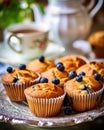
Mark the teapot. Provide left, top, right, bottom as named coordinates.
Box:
left=32, top=0, right=103, bottom=54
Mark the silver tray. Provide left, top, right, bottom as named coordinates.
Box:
left=0, top=77, right=104, bottom=128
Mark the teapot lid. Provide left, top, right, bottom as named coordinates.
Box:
left=47, top=0, right=81, bottom=14
left=46, top=5, right=78, bottom=15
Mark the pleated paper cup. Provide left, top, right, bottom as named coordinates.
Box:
left=24, top=92, right=66, bottom=117
left=67, top=85, right=104, bottom=112
left=2, top=75, right=40, bottom=101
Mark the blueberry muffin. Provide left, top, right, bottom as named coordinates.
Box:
left=1, top=64, right=40, bottom=101
left=64, top=72, right=104, bottom=111
left=24, top=82, right=65, bottom=117
left=56, top=55, right=88, bottom=72
left=88, top=31, right=104, bottom=58
left=26, top=56, right=55, bottom=73
left=41, top=62, right=69, bottom=85
left=77, top=61, right=104, bottom=80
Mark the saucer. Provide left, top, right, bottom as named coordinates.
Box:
left=0, top=41, right=65, bottom=65
left=0, top=62, right=9, bottom=75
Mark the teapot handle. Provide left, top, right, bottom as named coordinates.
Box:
left=86, top=0, right=103, bottom=17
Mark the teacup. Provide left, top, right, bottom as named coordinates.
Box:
left=4, top=22, right=49, bottom=62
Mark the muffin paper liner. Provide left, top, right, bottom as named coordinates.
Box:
left=2, top=74, right=40, bottom=101
left=24, top=92, right=66, bottom=117
left=67, top=85, right=104, bottom=112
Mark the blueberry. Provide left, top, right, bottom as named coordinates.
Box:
left=52, top=78, right=60, bottom=85
left=55, top=62, right=63, bottom=66
left=79, top=71, right=85, bottom=76
left=6, top=66, right=13, bottom=73
left=101, top=77, right=104, bottom=82
left=81, top=85, right=92, bottom=94
left=76, top=75, right=83, bottom=82
left=63, top=106, right=72, bottom=115
left=94, top=73, right=101, bottom=81
left=13, top=76, right=19, bottom=83
left=39, top=77, right=48, bottom=83
left=68, top=71, right=77, bottom=79
left=63, top=95, right=69, bottom=106
left=56, top=62, right=64, bottom=71
left=38, top=56, right=45, bottom=62
left=19, top=64, right=26, bottom=70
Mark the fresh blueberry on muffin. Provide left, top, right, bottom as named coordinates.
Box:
left=7, top=66, right=13, bottom=73
left=68, top=70, right=77, bottom=79
left=56, top=62, right=65, bottom=71
left=52, top=78, right=60, bottom=85
left=39, top=77, right=48, bottom=83
left=38, top=55, right=45, bottom=62
left=81, top=85, right=92, bottom=94
left=19, top=64, right=26, bottom=70
left=94, top=73, right=101, bottom=81
left=79, top=71, right=86, bottom=76
left=55, top=62, right=63, bottom=66
left=76, top=75, right=83, bottom=82
left=13, top=76, right=19, bottom=83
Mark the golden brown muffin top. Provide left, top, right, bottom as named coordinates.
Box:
left=56, top=55, right=87, bottom=72
left=24, top=83, right=64, bottom=98
left=77, top=61, right=104, bottom=78
left=41, top=67, right=69, bottom=85
left=88, top=31, right=104, bottom=47
left=2, top=68, right=38, bottom=83
left=26, top=58, right=55, bottom=73
left=64, top=76, right=103, bottom=95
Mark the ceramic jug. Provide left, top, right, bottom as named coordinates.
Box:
left=32, top=0, right=103, bottom=54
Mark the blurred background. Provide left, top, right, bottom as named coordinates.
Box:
left=0, top=0, right=104, bottom=41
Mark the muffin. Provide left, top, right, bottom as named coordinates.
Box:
left=64, top=73, right=104, bottom=112
left=1, top=64, right=40, bottom=101
left=26, top=56, right=55, bottom=73
left=41, top=63, right=69, bottom=85
left=24, top=82, right=65, bottom=117
left=88, top=31, right=104, bottom=58
left=56, top=55, right=88, bottom=72
left=77, top=61, right=104, bottom=79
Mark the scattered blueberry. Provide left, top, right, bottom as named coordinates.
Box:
left=63, top=106, right=72, bottom=115
left=39, top=77, right=48, bottom=83
left=94, top=73, right=101, bottom=81
left=102, top=77, right=104, bottom=82
left=81, top=85, right=92, bottom=94
left=38, top=56, right=45, bottom=62
left=68, top=71, right=77, bottom=79
left=56, top=62, right=65, bottom=71
left=79, top=71, right=85, bottom=76
left=52, top=78, right=60, bottom=85
left=6, top=66, right=13, bottom=73
left=76, top=75, right=83, bottom=82
left=13, top=76, right=19, bottom=83
left=19, top=64, right=26, bottom=70
left=63, top=95, right=69, bottom=106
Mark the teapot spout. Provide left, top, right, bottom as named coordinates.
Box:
left=32, top=4, right=43, bottom=23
